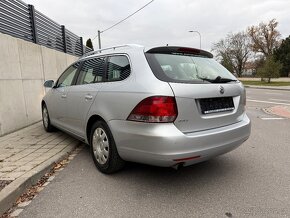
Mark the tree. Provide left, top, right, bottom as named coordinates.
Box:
left=273, top=35, right=290, bottom=77
left=86, top=38, right=94, bottom=50
left=220, top=56, right=234, bottom=73
left=252, top=55, right=265, bottom=76
left=257, top=56, right=282, bottom=82
left=212, top=32, right=251, bottom=77
left=247, top=19, right=281, bottom=57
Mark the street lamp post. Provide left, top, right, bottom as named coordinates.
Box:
left=189, top=30, right=201, bottom=49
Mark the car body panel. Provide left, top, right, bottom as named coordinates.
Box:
left=44, top=87, right=68, bottom=129
left=84, top=78, right=174, bottom=143
left=109, top=114, right=250, bottom=167
left=170, top=82, right=245, bottom=133
left=65, top=83, right=102, bottom=137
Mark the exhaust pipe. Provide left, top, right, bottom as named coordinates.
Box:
left=172, top=162, right=184, bottom=170
left=172, top=155, right=201, bottom=170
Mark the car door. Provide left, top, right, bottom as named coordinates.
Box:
left=48, top=62, right=80, bottom=129
left=64, top=57, right=106, bottom=137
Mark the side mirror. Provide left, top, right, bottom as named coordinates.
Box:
left=44, top=80, right=54, bottom=88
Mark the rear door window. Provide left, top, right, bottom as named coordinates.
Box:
left=107, top=56, right=130, bottom=81
left=77, top=58, right=105, bottom=85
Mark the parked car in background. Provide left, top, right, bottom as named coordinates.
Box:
left=42, top=44, right=251, bottom=173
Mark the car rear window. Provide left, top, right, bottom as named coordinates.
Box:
left=145, top=47, right=237, bottom=84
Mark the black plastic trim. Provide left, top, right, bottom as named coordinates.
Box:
left=146, top=46, right=213, bottom=58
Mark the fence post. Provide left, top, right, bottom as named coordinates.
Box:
left=80, top=37, right=84, bottom=55
left=61, top=25, right=67, bottom=53
left=28, top=5, right=38, bottom=43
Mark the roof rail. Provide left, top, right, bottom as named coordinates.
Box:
left=80, top=44, right=143, bottom=59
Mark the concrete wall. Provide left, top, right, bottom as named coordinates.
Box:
left=0, top=33, right=78, bottom=136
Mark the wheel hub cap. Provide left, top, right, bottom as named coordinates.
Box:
left=92, top=128, right=109, bottom=165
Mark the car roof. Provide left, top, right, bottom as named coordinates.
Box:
left=78, top=44, right=145, bottom=61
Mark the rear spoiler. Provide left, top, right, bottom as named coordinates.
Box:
left=145, top=46, right=213, bottom=58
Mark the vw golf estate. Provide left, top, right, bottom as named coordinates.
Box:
left=42, top=44, right=251, bottom=173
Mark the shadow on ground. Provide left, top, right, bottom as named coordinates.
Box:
left=80, top=144, right=243, bottom=194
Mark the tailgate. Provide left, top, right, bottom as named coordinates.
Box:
left=170, top=82, right=245, bottom=133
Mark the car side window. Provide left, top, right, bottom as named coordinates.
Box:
left=107, top=56, right=130, bottom=81
left=77, top=58, right=105, bottom=85
left=56, top=63, right=80, bottom=88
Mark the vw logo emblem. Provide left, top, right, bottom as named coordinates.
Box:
left=219, top=85, right=225, bottom=94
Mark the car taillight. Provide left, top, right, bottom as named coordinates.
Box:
left=127, top=96, right=178, bottom=123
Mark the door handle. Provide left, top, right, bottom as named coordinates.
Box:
left=85, top=94, right=93, bottom=100
left=61, top=94, right=67, bottom=98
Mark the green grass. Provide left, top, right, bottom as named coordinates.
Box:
left=241, top=80, right=290, bottom=86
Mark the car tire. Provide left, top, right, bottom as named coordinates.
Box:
left=90, top=120, right=125, bottom=174
left=42, top=104, right=56, bottom=132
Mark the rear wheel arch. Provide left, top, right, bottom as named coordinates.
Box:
left=86, top=115, right=106, bottom=143
left=41, top=100, right=46, bottom=108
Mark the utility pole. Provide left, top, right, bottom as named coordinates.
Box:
left=98, top=30, right=102, bottom=49
left=92, top=1, right=154, bottom=50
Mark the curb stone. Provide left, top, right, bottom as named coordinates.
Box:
left=0, top=143, right=79, bottom=216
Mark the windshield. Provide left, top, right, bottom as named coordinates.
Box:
left=146, top=53, right=237, bottom=83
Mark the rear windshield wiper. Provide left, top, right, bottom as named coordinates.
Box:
left=198, top=76, right=237, bottom=83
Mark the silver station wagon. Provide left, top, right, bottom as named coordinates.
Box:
left=42, top=44, right=251, bottom=173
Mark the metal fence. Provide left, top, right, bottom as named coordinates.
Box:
left=0, top=0, right=92, bottom=56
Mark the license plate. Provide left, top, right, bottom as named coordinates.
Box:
left=199, top=97, right=235, bottom=114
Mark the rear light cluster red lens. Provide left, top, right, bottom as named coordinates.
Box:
left=127, top=96, right=178, bottom=123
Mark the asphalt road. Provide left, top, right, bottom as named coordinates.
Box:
left=247, top=87, right=290, bottom=107
left=20, top=88, right=290, bottom=218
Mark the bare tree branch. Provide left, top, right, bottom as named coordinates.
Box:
left=212, top=32, right=251, bottom=77
left=247, top=19, right=281, bottom=57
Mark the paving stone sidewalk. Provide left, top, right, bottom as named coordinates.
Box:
left=0, top=122, right=80, bottom=215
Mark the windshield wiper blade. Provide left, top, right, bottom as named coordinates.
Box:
left=213, top=76, right=237, bottom=83
left=198, top=76, right=237, bottom=83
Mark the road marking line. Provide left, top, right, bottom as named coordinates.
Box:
left=260, top=117, right=285, bottom=120
left=248, top=99, right=290, bottom=106
left=265, top=92, right=283, bottom=95
left=269, top=98, right=290, bottom=103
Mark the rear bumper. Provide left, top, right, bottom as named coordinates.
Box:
left=109, top=114, right=251, bottom=167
